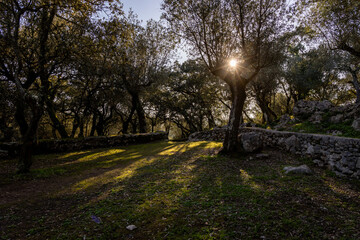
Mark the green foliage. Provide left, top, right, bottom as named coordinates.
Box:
left=148, top=59, right=227, bottom=137
left=301, top=0, right=360, bottom=59
left=285, top=45, right=337, bottom=101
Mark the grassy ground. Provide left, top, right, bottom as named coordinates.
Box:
left=289, top=121, right=360, bottom=139
left=1, top=141, right=360, bottom=240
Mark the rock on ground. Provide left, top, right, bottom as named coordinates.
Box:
left=352, top=118, right=360, bottom=131
left=126, top=225, right=137, bottom=231
left=283, top=165, right=312, bottom=175
left=293, top=100, right=332, bottom=119
left=239, top=132, right=263, bottom=153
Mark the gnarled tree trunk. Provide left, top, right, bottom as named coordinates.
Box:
left=349, top=67, right=360, bottom=104
left=46, top=100, right=68, bottom=138
left=221, top=81, right=247, bottom=153
left=130, top=92, right=147, bottom=133
left=15, top=98, right=43, bottom=173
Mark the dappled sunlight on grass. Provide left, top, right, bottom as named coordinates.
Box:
left=324, top=179, right=359, bottom=198
left=58, top=151, right=92, bottom=159
left=68, top=156, right=159, bottom=192
left=67, top=141, right=216, bottom=193
left=60, top=149, right=126, bottom=166
left=102, top=153, right=142, bottom=164
left=240, top=169, right=262, bottom=190
left=158, top=141, right=221, bottom=156
left=3, top=142, right=360, bottom=240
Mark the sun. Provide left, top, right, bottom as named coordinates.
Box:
left=229, top=59, right=237, bottom=68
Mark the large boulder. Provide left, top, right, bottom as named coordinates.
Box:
left=293, top=100, right=333, bottom=119
left=274, top=114, right=293, bottom=130
left=308, top=112, right=323, bottom=124
left=330, top=114, right=344, bottom=124
left=352, top=118, right=360, bottom=131
left=238, top=132, right=263, bottom=153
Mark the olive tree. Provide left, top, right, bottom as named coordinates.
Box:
left=0, top=0, right=119, bottom=173
left=162, top=0, right=288, bottom=153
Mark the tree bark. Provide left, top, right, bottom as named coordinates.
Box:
left=220, top=81, right=247, bottom=154
left=207, top=110, right=215, bottom=129
left=90, top=113, right=97, bottom=136
left=15, top=99, right=43, bottom=173
left=122, top=104, right=136, bottom=134
left=349, top=67, right=360, bottom=103
left=78, top=120, right=85, bottom=138
left=70, top=115, right=80, bottom=138
left=258, top=101, right=277, bottom=124
left=131, top=117, right=138, bottom=134
left=131, top=92, right=147, bottom=133
left=46, top=100, right=68, bottom=138
left=95, top=115, right=105, bottom=136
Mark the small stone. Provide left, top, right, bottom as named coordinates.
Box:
left=313, top=159, right=324, bottom=167
left=320, top=206, right=328, bottom=211
left=283, top=165, right=312, bottom=175
left=326, top=130, right=343, bottom=136
left=255, top=153, right=269, bottom=159
left=91, top=215, right=101, bottom=224
left=126, top=225, right=137, bottom=231
left=306, top=145, right=314, bottom=155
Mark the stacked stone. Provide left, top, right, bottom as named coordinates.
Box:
left=189, top=127, right=360, bottom=178
left=0, top=132, right=168, bottom=158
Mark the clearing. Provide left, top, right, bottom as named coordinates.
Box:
left=0, top=141, right=360, bottom=239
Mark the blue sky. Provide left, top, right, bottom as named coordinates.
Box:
left=121, top=0, right=188, bottom=62
left=122, top=0, right=163, bottom=23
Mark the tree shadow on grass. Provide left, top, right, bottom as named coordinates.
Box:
left=0, top=141, right=220, bottom=239
left=69, top=148, right=360, bottom=240
left=1, top=143, right=360, bottom=240
left=0, top=141, right=178, bottom=184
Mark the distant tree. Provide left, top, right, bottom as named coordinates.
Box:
left=149, top=60, right=224, bottom=137
left=105, top=14, right=175, bottom=133
left=162, top=0, right=289, bottom=153
left=336, top=54, right=360, bottom=104
left=284, top=46, right=336, bottom=102
left=346, top=65, right=360, bottom=103
left=250, top=66, right=280, bottom=123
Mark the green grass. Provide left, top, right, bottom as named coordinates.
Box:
left=1, top=141, right=360, bottom=239
left=290, top=121, right=360, bottom=138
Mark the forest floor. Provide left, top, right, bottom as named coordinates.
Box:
left=1, top=141, right=360, bottom=240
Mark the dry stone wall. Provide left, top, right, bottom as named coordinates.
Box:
left=0, top=132, right=168, bottom=158
left=189, top=127, right=360, bottom=178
